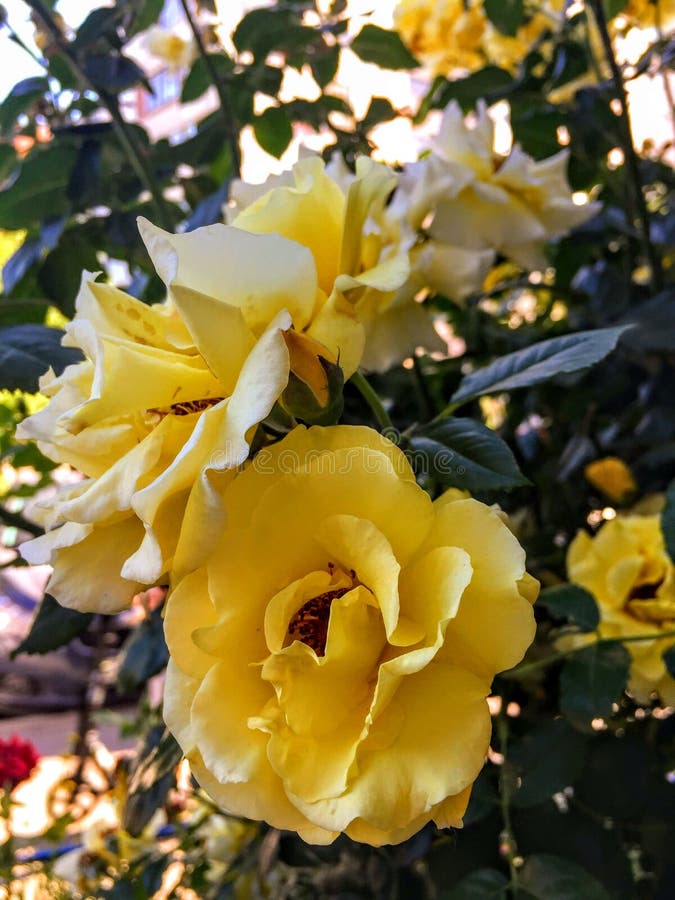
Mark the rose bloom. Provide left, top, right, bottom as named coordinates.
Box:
left=397, top=100, right=600, bottom=271
left=163, top=425, right=538, bottom=845
left=584, top=457, right=637, bottom=504
left=228, top=155, right=417, bottom=372
left=18, top=219, right=354, bottom=613
left=567, top=510, right=675, bottom=705
left=0, top=735, right=40, bottom=789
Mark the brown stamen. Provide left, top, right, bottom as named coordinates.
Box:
left=287, top=588, right=350, bottom=656
left=149, top=397, right=224, bottom=418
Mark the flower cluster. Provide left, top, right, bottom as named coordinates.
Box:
left=15, top=129, right=564, bottom=844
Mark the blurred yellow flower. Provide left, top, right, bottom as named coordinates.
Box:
left=568, top=511, right=675, bottom=704
left=163, top=425, right=538, bottom=845
left=145, top=24, right=196, bottom=69
left=229, top=155, right=413, bottom=372
left=584, top=457, right=638, bottom=503
left=18, top=218, right=343, bottom=613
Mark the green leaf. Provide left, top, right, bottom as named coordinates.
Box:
left=560, top=642, right=630, bottom=720
left=11, top=594, right=93, bottom=658
left=361, top=97, right=398, bottom=131
left=233, top=7, right=311, bottom=61
left=309, top=44, right=340, bottom=88
left=350, top=24, right=418, bottom=70
left=484, top=0, right=524, bottom=36
left=84, top=54, right=145, bottom=92
left=129, top=0, right=164, bottom=37
left=72, top=6, right=124, bottom=50
left=281, top=356, right=345, bottom=426
left=538, top=584, right=600, bottom=632
left=660, top=478, right=675, bottom=563
left=123, top=727, right=181, bottom=836
left=510, top=720, right=587, bottom=808
left=0, top=324, right=81, bottom=391
left=0, top=144, right=17, bottom=187
left=38, top=230, right=100, bottom=316
left=181, top=54, right=233, bottom=104
left=449, top=326, right=630, bottom=408
left=663, top=645, right=675, bottom=678
left=0, top=77, right=49, bottom=135
left=421, top=67, right=514, bottom=118
left=0, top=145, right=77, bottom=230
left=47, top=54, right=78, bottom=90
left=409, top=418, right=530, bottom=492
left=253, top=105, right=293, bottom=158
left=117, top=607, right=169, bottom=694
left=442, top=868, right=509, bottom=899
left=519, top=854, right=611, bottom=899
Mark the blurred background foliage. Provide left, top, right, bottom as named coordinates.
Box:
left=0, top=0, right=674, bottom=897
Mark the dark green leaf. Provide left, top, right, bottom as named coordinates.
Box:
left=519, top=853, right=611, bottom=899
left=410, top=417, right=530, bottom=491
left=129, top=0, right=164, bottom=36
left=538, top=584, right=600, bottom=632
left=663, top=644, right=675, bottom=677
left=660, top=478, right=675, bottom=562
left=84, top=55, right=145, bottom=92
left=281, top=356, right=344, bottom=426
left=233, top=7, right=309, bottom=60
left=511, top=107, right=566, bottom=159
left=183, top=180, right=231, bottom=231
left=0, top=143, right=17, bottom=187
left=426, top=67, right=514, bottom=116
left=254, top=105, right=293, bottom=158
left=310, top=44, right=340, bottom=88
left=11, top=594, right=93, bottom=658
left=350, top=24, right=418, bottom=70
left=450, top=326, right=630, bottom=407
left=484, top=0, right=524, bottom=36
left=560, top=642, right=630, bottom=720
left=442, top=868, right=509, bottom=899
left=361, top=97, right=398, bottom=131
left=0, top=77, right=49, bottom=135
left=510, top=720, right=587, bottom=808
left=181, top=54, right=233, bottom=103
left=38, top=230, right=100, bottom=315
left=0, top=145, right=76, bottom=230
left=124, top=727, right=181, bottom=836
left=0, top=324, right=81, bottom=391
left=2, top=217, right=64, bottom=294
left=47, top=54, right=78, bottom=90
left=117, top=607, right=169, bottom=694
left=72, top=6, right=123, bottom=50
left=67, top=139, right=102, bottom=209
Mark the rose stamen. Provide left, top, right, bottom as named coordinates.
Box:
left=287, top=588, right=350, bottom=656
left=148, top=397, right=224, bottom=419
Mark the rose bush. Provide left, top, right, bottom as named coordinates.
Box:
left=163, top=425, right=538, bottom=845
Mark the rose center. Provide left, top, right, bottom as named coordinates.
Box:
left=148, top=397, right=224, bottom=419
left=287, top=588, right=350, bottom=656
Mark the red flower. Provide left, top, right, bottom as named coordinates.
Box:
left=0, top=735, right=40, bottom=789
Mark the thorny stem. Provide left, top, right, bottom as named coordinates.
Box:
left=588, top=0, right=663, bottom=294
left=496, top=714, right=520, bottom=893
left=26, top=0, right=174, bottom=232
left=350, top=371, right=395, bottom=433
left=178, top=0, right=241, bottom=178
left=505, top=627, right=675, bottom=679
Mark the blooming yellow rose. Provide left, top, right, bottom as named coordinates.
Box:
left=18, top=219, right=348, bottom=613
left=163, top=425, right=538, bottom=845
left=398, top=100, right=600, bottom=271
left=229, top=155, right=416, bottom=372
left=567, top=512, right=675, bottom=705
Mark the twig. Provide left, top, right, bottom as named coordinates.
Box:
left=588, top=0, right=663, bottom=294
left=0, top=505, right=43, bottom=537
left=504, top=627, right=675, bottom=679
left=25, top=0, right=174, bottom=232
left=177, top=0, right=241, bottom=178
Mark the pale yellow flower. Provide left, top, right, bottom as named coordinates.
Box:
left=145, top=25, right=196, bottom=70
left=18, top=219, right=341, bottom=613
left=567, top=511, right=675, bottom=705
left=401, top=101, right=600, bottom=270
left=229, top=155, right=413, bottom=372
left=394, top=0, right=486, bottom=76
left=163, top=425, right=538, bottom=846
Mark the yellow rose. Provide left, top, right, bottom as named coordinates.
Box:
left=567, top=512, right=675, bottom=705
left=394, top=0, right=486, bottom=76
left=163, top=425, right=538, bottom=845
left=612, top=0, right=675, bottom=32
left=145, top=25, right=196, bottom=69
left=230, top=155, right=413, bottom=372
left=584, top=457, right=638, bottom=503
left=404, top=100, right=600, bottom=270
left=18, top=219, right=340, bottom=613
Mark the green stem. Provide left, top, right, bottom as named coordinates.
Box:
left=350, top=371, right=395, bottom=433
left=506, top=627, right=675, bottom=679
left=588, top=0, right=663, bottom=294
left=26, top=0, right=174, bottom=232
left=177, top=0, right=241, bottom=178
left=496, top=714, right=519, bottom=893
